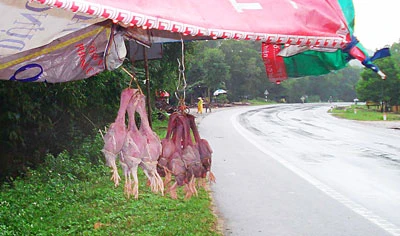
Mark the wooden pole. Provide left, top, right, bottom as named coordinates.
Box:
left=143, top=46, right=152, bottom=128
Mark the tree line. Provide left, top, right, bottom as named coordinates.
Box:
left=156, top=40, right=364, bottom=104
left=356, top=42, right=400, bottom=108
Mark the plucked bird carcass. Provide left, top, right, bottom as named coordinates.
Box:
left=136, top=94, right=164, bottom=196
left=158, top=111, right=215, bottom=199
left=101, top=88, right=137, bottom=187
left=120, top=93, right=147, bottom=199
left=102, top=89, right=164, bottom=199
left=188, top=114, right=215, bottom=182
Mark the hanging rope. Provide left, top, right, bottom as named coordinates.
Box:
left=175, top=36, right=187, bottom=113
left=121, top=67, right=143, bottom=94
left=175, top=37, right=188, bottom=113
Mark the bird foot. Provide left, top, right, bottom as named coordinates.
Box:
left=110, top=169, right=121, bottom=187
left=124, top=183, right=131, bottom=198
left=169, top=183, right=178, bottom=199
left=184, top=184, right=193, bottom=200
left=170, top=189, right=178, bottom=199
left=197, top=178, right=207, bottom=189
left=132, top=183, right=139, bottom=200
left=156, top=173, right=165, bottom=196
left=208, top=171, right=216, bottom=183
left=191, top=179, right=198, bottom=197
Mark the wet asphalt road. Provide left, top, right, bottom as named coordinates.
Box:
left=197, top=103, right=400, bottom=236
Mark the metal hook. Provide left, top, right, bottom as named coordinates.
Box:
left=175, top=36, right=187, bottom=102
left=121, top=67, right=143, bottom=94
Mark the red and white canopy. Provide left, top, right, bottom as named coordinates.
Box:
left=0, top=0, right=353, bottom=83
left=33, top=0, right=350, bottom=47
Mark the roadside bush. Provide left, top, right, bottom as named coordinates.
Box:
left=0, top=119, right=219, bottom=235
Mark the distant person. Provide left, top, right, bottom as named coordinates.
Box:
left=197, top=97, right=203, bottom=114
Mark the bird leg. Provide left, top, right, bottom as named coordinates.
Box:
left=164, top=168, right=172, bottom=189
left=190, top=176, right=198, bottom=197
left=141, top=161, right=164, bottom=194
left=197, top=178, right=207, bottom=189
left=169, top=182, right=178, bottom=199
left=110, top=167, right=121, bottom=187
left=155, top=171, right=165, bottom=196
left=163, top=168, right=172, bottom=195
left=185, top=175, right=197, bottom=199
left=208, top=171, right=216, bottom=183
left=131, top=167, right=139, bottom=199
left=102, top=150, right=121, bottom=187
left=124, top=172, right=132, bottom=198
left=150, top=174, right=157, bottom=193
left=184, top=183, right=193, bottom=200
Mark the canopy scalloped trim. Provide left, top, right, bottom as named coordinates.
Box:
left=33, top=0, right=348, bottom=48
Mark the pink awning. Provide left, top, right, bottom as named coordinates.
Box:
left=34, top=0, right=350, bottom=48
left=0, top=0, right=356, bottom=83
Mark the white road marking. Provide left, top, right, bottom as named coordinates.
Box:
left=231, top=111, right=400, bottom=236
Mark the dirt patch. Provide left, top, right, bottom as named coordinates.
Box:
left=204, top=184, right=225, bottom=235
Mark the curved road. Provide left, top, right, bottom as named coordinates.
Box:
left=198, top=103, right=400, bottom=236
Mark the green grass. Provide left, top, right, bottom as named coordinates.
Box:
left=329, top=105, right=400, bottom=121
left=152, top=119, right=168, bottom=139
left=0, top=119, right=220, bottom=236
left=247, top=98, right=276, bottom=106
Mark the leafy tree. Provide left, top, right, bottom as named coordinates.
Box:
left=390, top=40, right=400, bottom=69
left=0, top=70, right=130, bottom=181
left=281, top=66, right=361, bottom=103
left=219, top=40, right=268, bottom=101
left=186, top=41, right=230, bottom=101
left=185, top=40, right=363, bottom=103
left=356, top=42, right=400, bottom=106
left=200, top=47, right=230, bottom=96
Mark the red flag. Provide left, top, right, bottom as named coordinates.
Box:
left=261, top=43, right=287, bottom=84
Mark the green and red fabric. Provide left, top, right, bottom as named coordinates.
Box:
left=261, top=0, right=390, bottom=83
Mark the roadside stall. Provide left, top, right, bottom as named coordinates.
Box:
left=0, top=0, right=390, bottom=198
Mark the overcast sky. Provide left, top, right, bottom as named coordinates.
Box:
left=352, top=0, right=400, bottom=50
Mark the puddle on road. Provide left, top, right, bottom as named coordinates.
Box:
left=299, top=153, right=335, bottom=164
left=360, top=148, right=400, bottom=170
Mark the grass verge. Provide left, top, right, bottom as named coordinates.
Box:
left=0, top=119, right=220, bottom=236
left=329, top=105, right=400, bottom=121
left=247, top=98, right=276, bottom=106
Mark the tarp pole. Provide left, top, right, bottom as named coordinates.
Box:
left=143, top=46, right=152, bottom=128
